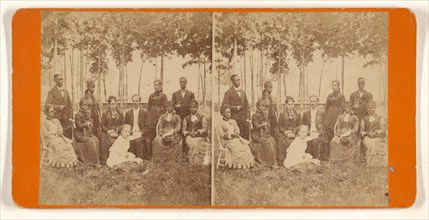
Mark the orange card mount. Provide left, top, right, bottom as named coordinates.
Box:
left=11, top=8, right=416, bottom=208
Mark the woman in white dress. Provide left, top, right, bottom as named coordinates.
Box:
left=283, top=125, right=321, bottom=169
left=218, top=106, right=254, bottom=169
left=106, top=124, right=143, bottom=168
left=41, top=104, right=78, bottom=168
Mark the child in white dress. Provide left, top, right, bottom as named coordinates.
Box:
left=283, top=125, right=321, bottom=169
left=106, top=124, right=143, bottom=168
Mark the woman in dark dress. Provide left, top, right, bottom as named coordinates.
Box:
left=250, top=98, right=278, bottom=168
left=99, top=95, right=123, bottom=165
left=152, top=101, right=182, bottom=162
left=329, top=102, right=360, bottom=163
left=73, top=97, right=101, bottom=165
left=325, top=80, right=346, bottom=145
left=277, top=96, right=301, bottom=166
left=147, top=79, right=167, bottom=144
left=260, top=81, right=278, bottom=136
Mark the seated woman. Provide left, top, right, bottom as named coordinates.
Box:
left=106, top=124, right=143, bottom=168
left=360, top=101, right=387, bottom=166
left=277, top=96, right=301, bottom=166
left=73, top=97, right=101, bottom=166
left=283, top=125, right=321, bottom=169
left=182, top=100, right=210, bottom=165
left=250, top=98, right=278, bottom=168
left=329, top=102, right=360, bottom=163
left=99, top=95, right=124, bottom=165
left=218, top=106, right=254, bottom=169
left=152, top=101, right=182, bottom=162
left=41, top=104, right=78, bottom=168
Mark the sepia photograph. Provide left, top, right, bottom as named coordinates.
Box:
left=213, top=12, right=388, bottom=206
left=39, top=11, right=212, bottom=206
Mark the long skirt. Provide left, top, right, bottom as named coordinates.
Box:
left=128, top=136, right=151, bottom=160
left=329, top=135, right=359, bottom=162
left=250, top=136, right=278, bottom=167
left=305, top=138, right=329, bottom=161
left=224, top=138, right=255, bottom=169
left=47, top=136, right=78, bottom=168
left=276, top=135, right=294, bottom=166
left=99, top=133, right=116, bottom=165
left=185, top=136, right=210, bottom=165
left=74, top=135, right=100, bottom=165
left=152, top=134, right=182, bottom=162
left=363, top=137, right=387, bottom=166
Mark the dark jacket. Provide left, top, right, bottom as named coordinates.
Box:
left=100, top=108, right=124, bottom=134
left=349, top=90, right=373, bottom=120
left=45, top=86, right=73, bottom=127
left=171, top=89, right=195, bottom=120
left=301, top=108, right=326, bottom=135
left=124, top=107, right=149, bottom=135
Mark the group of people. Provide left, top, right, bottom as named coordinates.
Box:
left=42, top=74, right=210, bottom=169
left=219, top=74, right=387, bottom=170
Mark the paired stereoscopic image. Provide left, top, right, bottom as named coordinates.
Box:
left=39, top=11, right=388, bottom=207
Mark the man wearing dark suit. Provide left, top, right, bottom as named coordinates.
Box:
left=350, top=77, right=373, bottom=161
left=301, top=95, right=328, bottom=160
left=124, top=95, right=151, bottom=160
left=172, top=77, right=196, bottom=159
left=84, top=79, right=101, bottom=136
left=171, top=77, right=195, bottom=121
left=222, top=74, right=251, bottom=140
left=45, top=74, right=73, bottom=139
left=349, top=77, right=373, bottom=122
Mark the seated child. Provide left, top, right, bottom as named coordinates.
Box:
left=283, top=125, right=321, bottom=169
left=106, top=124, right=144, bottom=168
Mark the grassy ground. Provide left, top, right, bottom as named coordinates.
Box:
left=214, top=161, right=388, bottom=207
left=39, top=160, right=211, bottom=206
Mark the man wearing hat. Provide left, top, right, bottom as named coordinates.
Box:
left=221, top=74, right=251, bottom=140
left=45, top=74, right=73, bottom=139
left=84, top=79, right=101, bottom=136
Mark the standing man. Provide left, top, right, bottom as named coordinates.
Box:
left=172, top=77, right=195, bottom=121
left=349, top=77, right=373, bottom=122
left=261, top=81, right=278, bottom=136
left=222, top=74, right=251, bottom=140
left=172, top=77, right=195, bottom=159
left=45, top=74, right=73, bottom=139
left=349, top=77, right=373, bottom=162
left=84, top=79, right=101, bottom=137
left=301, top=95, right=328, bottom=160
left=124, top=95, right=151, bottom=160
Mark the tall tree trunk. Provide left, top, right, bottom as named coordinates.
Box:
left=318, top=59, right=325, bottom=97
left=52, top=16, right=58, bottom=88
left=203, top=56, right=207, bottom=109
left=97, top=49, right=101, bottom=97
left=384, top=59, right=387, bottom=105
left=231, top=15, right=238, bottom=79
left=299, top=45, right=304, bottom=110
left=125, top=64, right=128, bottom=100
left=70, top=48, right=75, bottom=111
left=197, top=55, right=201, bottom=104
left=138, top=57, right=144, bottom=96
left=250, top=47, right=255, bottom=108
left=217, top=63, right=221, bottom=104
left=63, top=52, right=67, bottom=89
left=259, top=49, right=263, bottom=95
left=243, top=47, right=247, bottom=92
left=160, top=54, right=164, bottom=85
left=341, top=54, right=345, bottom=94
left=103, top=69, right=107, bottom=98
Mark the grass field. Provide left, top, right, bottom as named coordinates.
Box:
left=214, top=161, right=388, bottom=207
left=39, top=160, right=211, bottom=206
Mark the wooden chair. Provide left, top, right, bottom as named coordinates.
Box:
left=215, top=127, right=227, bottom=169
